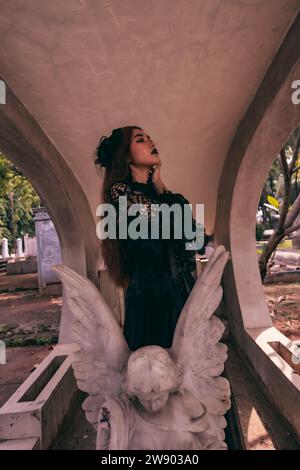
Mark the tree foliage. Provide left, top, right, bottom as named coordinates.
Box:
left=258, top=126, right=300, bottom=281
left=0, top=152, right=40, bottom=252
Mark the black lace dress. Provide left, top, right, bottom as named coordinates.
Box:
left=109, top=178, right=209, bottom=351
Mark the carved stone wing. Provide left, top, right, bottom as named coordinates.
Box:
left=52, top=264, right=130, bottom=430
left=170, top=245, right=231, bottom=449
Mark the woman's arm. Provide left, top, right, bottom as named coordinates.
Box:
left=150, top=165, right=211, bottom=273
left=155, top=186, right=210, bottom=256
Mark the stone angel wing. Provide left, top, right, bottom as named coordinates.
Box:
left=52, top=264, right=130, bottom=431
left=170, top=245, right=231, bottom=449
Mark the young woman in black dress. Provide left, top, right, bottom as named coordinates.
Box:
left=95, top=126, right=210, bottom=351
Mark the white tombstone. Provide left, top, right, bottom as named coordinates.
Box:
left=1, top=238, right=9, bottom=259
left=16, top=237, right=24, bottom=257
left=24, top=234, right=37, bottom=257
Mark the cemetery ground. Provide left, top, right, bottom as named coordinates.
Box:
left=0, top=270, right=97, bottom=449
left=0, top=268, right=299, bottom=448
left=0, top=271, right=61, bottom=407
left=0, top=271, right=299, bottom=392
left=257, top=239, right=300, bottom=341
left=264, top=282, right=300, bottom=341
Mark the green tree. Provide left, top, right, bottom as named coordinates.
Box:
left=0, top=152, right=40, bottom=252
left=258, top=159, right=281, bottom=229
left=258, top=126, right=300, bottom=281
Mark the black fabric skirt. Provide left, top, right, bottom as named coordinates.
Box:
left=122, top=239, right=195, bottom=351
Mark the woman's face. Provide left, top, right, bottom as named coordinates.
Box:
left=129, top=128, right=160, bottom=168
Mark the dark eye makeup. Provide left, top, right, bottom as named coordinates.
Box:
left=134, top=134, right=152, bottom=143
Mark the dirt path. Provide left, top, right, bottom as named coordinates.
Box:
left=0, top=278, right=62, bottom=408
left=0, top=271, right=38, bottom=292
left=0, top=289, right=61, bottom=346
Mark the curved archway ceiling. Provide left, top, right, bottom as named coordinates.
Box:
left=0, top=0, right=299, bottom=230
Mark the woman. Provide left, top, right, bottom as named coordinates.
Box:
left=95, top=126, right=210, bottom=351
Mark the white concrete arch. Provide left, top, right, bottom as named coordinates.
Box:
left=216, top=11, right=300, bottom=331
left=231, top=69, right=300, bottom=329
left=0, top=81, right=101, bottom=343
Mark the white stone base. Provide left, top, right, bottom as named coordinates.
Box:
left=0, top=343, right=78, bottom=449
left=232, top=324, right=300, bottom=443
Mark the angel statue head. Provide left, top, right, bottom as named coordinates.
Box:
left=123, top=346, right=183, bottom=413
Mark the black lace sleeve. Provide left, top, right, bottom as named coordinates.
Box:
left=109, top=182, right=209, bottom=273
left=109, top=181, right=153, bottom=224
left=110, top=181, right=130, bottom=204
left=110, top=181, right=177, bottom=226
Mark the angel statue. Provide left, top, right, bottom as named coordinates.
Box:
left=52, top=244, right=231, bottom=450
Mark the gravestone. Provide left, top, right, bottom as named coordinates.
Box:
left=33, top=208, right=62, bottom=294
left=24, top=234, right=37, bottom=257
left=1, top=238, right=9, bottom=259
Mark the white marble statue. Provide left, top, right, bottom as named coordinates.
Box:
left=52, top=245, right=231, bottom=450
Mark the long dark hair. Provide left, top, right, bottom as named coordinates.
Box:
left=95, top=126, right=143, bottom=288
